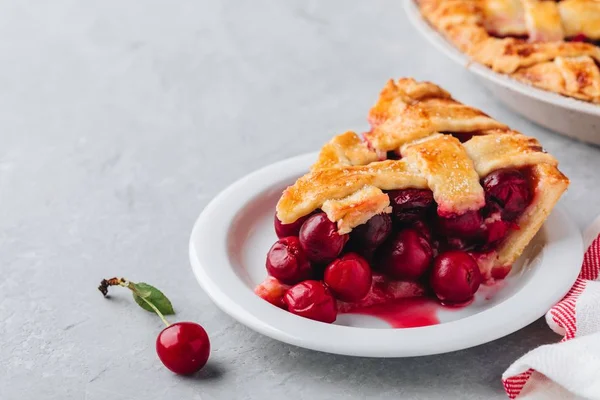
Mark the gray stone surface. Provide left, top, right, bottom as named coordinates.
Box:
left=2, top=1, right=599, bottom=399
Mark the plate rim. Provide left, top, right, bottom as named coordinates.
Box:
left=403, top=0, right=600, bottom=117
left=189, top=152, right=583, bottom=357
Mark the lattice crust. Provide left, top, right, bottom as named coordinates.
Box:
left=311, top=131, right=380, bottom=171
left=462, top=131, right=558, bottom=176
left=277, top=160, right=428, bottom=224
left=418, top=0, right=600, bottom=104
left=365, top=79, right=506, bottom=152
left=512, top=55, right=600, bottom=101
left=400, top=134, right=486, bottom=216
left=322, top=186, right=392, bottom=235
left=276, top=78, right=569, bottom=273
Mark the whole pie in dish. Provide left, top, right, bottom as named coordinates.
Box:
left=255, top=78, right=569, bottom=324
left=417, top=0, right=600, bottom=104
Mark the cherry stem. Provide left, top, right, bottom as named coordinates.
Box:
left=98, top=277, right=171, bottom=328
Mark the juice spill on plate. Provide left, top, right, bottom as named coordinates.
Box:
left=343, top=297, right=440, bottom=328
left=341, top=296, right=476, bottom=328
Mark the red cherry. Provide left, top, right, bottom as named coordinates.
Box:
left=266, top=237, right=312, bottom=285
left=376, top=228, right=433, bottom=280
left=430, top=251, right=482, bottom=303
left=284, top=280, right=337, bottom=323
left=324, top=253, right=372, bottom=302
left=482, top=168, right=531, bottom=221
left=411, top=220, right=432, bottom=242
left=349, top=213, right=392, bottom=257
left=483, top=218, right=512, bottom=247
left=388, top=189, right=435, bottom=223
left=274, top=213, right=310, bottom=239
left=437, top=210, right=483, bottom=239
left=156, top=322, right=210, bottom=375
left=299, top=213, right=348, bottom=264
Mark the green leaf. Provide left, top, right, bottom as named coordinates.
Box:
left=131, top=282, right=175, bottom=315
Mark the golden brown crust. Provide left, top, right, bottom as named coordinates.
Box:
left=311, top=131, right=380, bottom=171
left=365, top=79, right=506, bottom=152
left=418, top=0, right=600, bottom=104
left=368, top=78, right=453, bottom=128
left=322, top=186, right=392, bottom=235
left=277, top=77, right=565, bottom=227
left=276, top=160, right=428, bottom=224
left=462, top=131, right=558, bottom=176
left=276, top=78, right=569, bottom=279
left=560, top=0, right=600, bottom=38
left=512, top=55, right=600, bottom=101
left=401, top=134, right=486, bottom=215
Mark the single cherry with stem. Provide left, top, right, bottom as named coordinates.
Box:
left=98, top=277, right=210, bottom=375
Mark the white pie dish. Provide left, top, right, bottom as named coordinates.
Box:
left=404, top=0, right=600, bottom=147
left=189, top=152, right=583, bottom=357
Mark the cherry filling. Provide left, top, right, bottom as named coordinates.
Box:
left=411, top=220, right=433, bottom=242
left=284, top=280, right=338, bottom=323
left=266, top=237, right=313, bottom=285
left=259, top=167, right=534, bottom=323
left=254, top=276, right=290, bottom=309
left=388, top=189, right=435, bottom=224
left=376, top=228, right=433, bottom=280
left=299, top=213, right=348, bottom=264
left=483, top=218, right=514, bottom=248
left=347, top=213, right=392, bottom=259
left=430, top=251, right=482, bottom=303
left=566, top=34, right=600, bottom=47
left=437, top=210, right=484, bottom=239
left=324, top=253, right=372, bottom=302
left=386, top=150, right=402, bottom=160
left=482, top=168, right=530, bottom=221
left=274, top=213, right=311, bottom=238
left=447, top=132, right=483, bottom=143
left=488, top=30, right=600, bottom=47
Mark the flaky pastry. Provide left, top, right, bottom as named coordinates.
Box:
left=276, top=78, right=569, bottom=279
left=418, top=0, right=600, bottom=104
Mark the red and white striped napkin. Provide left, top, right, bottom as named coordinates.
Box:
left=502, top=216, right=600, bottom=400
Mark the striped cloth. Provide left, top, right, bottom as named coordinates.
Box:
left=502, top=216, right=600, bottom=399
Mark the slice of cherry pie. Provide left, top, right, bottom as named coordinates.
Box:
left=255, top=78, right=569, bottom=324
left=418, top=0, right=600, bottom=104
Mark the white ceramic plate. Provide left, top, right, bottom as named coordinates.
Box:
left=404, top=0, right=600, bottom=146
left=189, top=153, right=583, bottom=357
